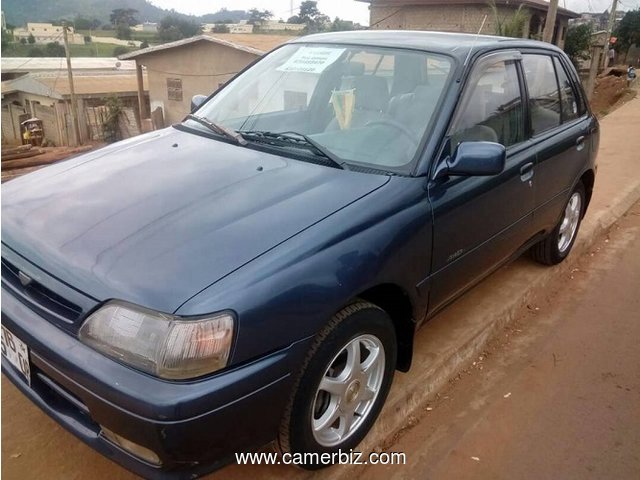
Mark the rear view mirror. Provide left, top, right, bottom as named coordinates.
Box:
left=436, top=142, right=506, bottom=179
left=191, top=95, right=208, bottom=112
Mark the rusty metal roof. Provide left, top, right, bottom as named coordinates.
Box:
left=119, top=35, right=267, bottom=60
left=1, top=73, right=147, bottom=99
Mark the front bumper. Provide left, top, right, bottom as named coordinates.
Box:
left=1, top=286, right=311, bottom=479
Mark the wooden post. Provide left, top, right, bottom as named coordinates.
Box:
left=136, top=62, right=147, bottom=123
left=542, top=0, right=558, bottom=44
left=62, top=23, right=82, bottom=145
left=586, top=45, right=603, bottom=101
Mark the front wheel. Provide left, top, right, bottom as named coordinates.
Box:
left=277, top=301, right=397, bottom=469
left=531, top=181, right=585, bottom=265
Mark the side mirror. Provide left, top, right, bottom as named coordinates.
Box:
left=435, top=141, right=506, bottom=179
left=190, top=94, right=208, bottom=112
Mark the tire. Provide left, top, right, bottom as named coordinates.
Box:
left=277, top=301, right=397, bottom=469
left=531, top=181, right=586, bottom=265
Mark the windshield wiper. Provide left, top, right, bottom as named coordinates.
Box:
left=239, top=130, right=348, bottom=170
left=185, top=114, right=248, bottom=146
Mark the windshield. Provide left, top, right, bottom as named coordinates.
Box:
left=188, top=43, right=453, bottom=173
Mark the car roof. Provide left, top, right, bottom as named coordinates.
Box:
left=291, top=30, right=563, bottom=60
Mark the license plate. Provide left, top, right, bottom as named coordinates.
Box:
left=1, top=325, right=31, bottom=386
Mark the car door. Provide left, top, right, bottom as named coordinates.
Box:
left=427, top=51, right=537, bottom=314
left=521, top=53, right=593, bottom=232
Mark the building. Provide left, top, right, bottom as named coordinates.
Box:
left=358, top=0, right=579, bottom=47
left=13, top=22, right=85, bottom=45
left=119, top=35, right=291, bottom=127
left=259, top=21, right=306, bottom=32
left=570, top=9, right=626, bottom=31
left=1, top=71, right=148, bottom=145
left=131, top=22, right=158, bottom=33
left=202, top=22, right=255, bottom=34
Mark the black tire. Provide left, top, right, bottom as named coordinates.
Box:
left=531, top=181, right=586, bottom=265
left=277, top=301, right=397, bottom=469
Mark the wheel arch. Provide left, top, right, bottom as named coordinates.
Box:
left=580, top=169, right=595, bottom=216
left=355, top=283, right=416, bottom=373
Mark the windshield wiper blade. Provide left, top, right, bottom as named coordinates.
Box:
left=185, top=114, right=247, bottom=146
left=240, top=130, right=347, bottom=170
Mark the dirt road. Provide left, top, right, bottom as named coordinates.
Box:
left=356, top=202, right=640, bottom=480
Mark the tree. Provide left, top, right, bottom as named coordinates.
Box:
left=615, top=9, right=640, bottom=52
left=290, top=1, right=330, bottom=33
left=212, top=24, right=230, bottom=33
left=564, top=24, right=592, bottom=68
left=110, top=9, right=139, bottom=27
left=44, top=42, right=65, bottom=57
left=158, top=15, right=201, bottom=42
left=248, top=8, right=273, bottom=25
left=331, top=18, right=357, bottom=32
left=140, top=40, right=149, bottom=48
left=27, top=33, right=35, bottom=44
left=74, top=16, right=101, bottom=31
left=20, top=37, right=27, bottom=45
left=111, top=8, right=138, bottom=40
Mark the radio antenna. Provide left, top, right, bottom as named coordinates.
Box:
left=463, top=15, right=488, bottom=68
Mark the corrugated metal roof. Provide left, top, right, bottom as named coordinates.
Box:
left=119, top=35, right=265, bottom=60
left=1, top=57, right=137, bottom=73
left=1, top=72, right=146, bottom=98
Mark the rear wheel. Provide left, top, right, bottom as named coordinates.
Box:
left=531, top=181, right=585, bottom=265
left=277, top=301, right=397, bottom=469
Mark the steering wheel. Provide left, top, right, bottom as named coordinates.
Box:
left=364, top=119, right=420, bottom=146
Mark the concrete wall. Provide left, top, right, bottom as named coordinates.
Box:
left=137, top=41, right=260, bottom=125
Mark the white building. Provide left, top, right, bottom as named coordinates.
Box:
left=260, top=21, right=305, bottom=32
left=131, top=22, right=158, bottom=33
left=202, top=23, right=255, bottom=34
left=13, top=23, right=85, bottom=45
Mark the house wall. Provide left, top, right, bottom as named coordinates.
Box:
left=13, top=23, right=85, bottom=44
left=138, top=41, right=260, bottom=125
left=370, top=4, right=569, bottom=46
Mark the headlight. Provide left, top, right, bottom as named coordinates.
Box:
left=79, top=302, right=234, bottom=380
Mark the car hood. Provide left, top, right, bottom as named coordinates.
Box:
left=2, top=127, right=389, bottom=313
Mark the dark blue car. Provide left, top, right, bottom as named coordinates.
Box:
left=1, top=31, right=598, bottom=478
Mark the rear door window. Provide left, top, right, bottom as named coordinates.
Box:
left=522, top=54, right=561, bottom=135
left=553, top=57, right=580, bottom=123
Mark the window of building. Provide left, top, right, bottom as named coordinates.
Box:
left=522, top=54, right=561, bottom=135
left=449, top=59, right=525, bottom=148
left=167, top=78, right=183, bottom=102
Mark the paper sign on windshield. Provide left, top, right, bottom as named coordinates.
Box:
left=277, top=47, right=346, bottom=74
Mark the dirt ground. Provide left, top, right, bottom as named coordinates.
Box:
left=590, top=72, right=637, bottom=117
left=354, top=201, right=640, bottom=480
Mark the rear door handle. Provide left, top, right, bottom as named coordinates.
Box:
left=520, top=162, right=534, bottom=182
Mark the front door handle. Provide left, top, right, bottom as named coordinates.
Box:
left=576, top=135, right=586, bottom=151
left=520, top=162, right=534, bottom=182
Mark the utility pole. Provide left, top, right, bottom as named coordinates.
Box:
left=62, top=23, right=82, bottom=146
left=542, top=0, right=559, bottom=44
left=602, top=0, right=619, bottom=69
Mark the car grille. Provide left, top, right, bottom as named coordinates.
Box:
left=1, top=257, right=83, bottom=324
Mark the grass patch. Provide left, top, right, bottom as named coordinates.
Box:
left=1, top=42, right=137, bottom=57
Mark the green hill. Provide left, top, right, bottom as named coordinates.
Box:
left=2, top=0, right=248, bottom=26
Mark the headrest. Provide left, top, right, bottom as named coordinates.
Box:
left=353, top=75, right=389, bottom=112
